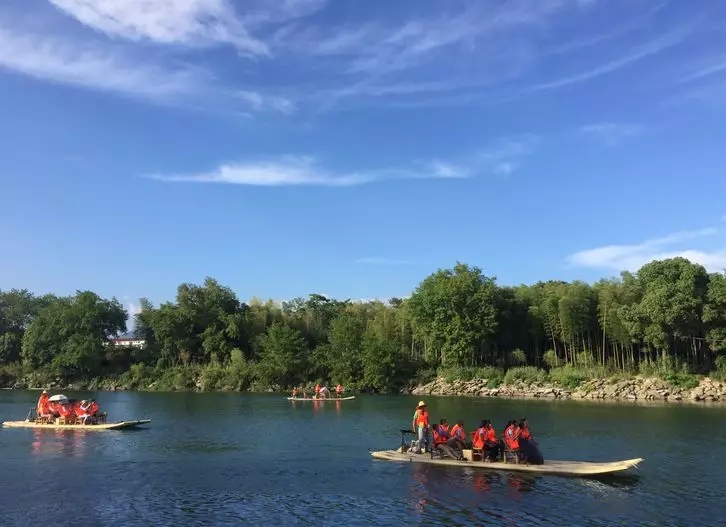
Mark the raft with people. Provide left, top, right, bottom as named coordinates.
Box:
left=370, top=399, right=644, bottom=477
left=287, top=383, right=354, bottom=401
left=1, top=391, right=151, bottom=431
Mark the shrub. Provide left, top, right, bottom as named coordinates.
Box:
left=438, top=366, right=504, bottom=387
left=549, top=365, right=602, bottom=389
left=504, top=366, right=548, bottom=385
left=509, top=349, right=527, bottom=366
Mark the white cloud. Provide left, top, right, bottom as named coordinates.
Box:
left=0, top=24, right=202, bottom=100
left=580, top=123, right=645, bottom=145
left=123, top=296, right=141, bottom=330
left=530, top=26, right=693, bottom=91
left=147, top=134, right=538, bottom=186
left=679, top=58, right=726, bottom=83
left=146, top=155, right=470, bottom=186
left=0, top=22, right=294, bottom=114
left=567, top=227, right=726, bottom=273
left=47, top=0, right=269, bottom=56
left=236, top=90, right=295, bottom=114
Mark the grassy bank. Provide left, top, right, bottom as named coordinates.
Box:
left=432, top=358, right=726, bottom=391
left=3, top=357, right=725, bottom=395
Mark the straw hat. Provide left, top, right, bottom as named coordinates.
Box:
left=417, top=400, right=426, bottom=408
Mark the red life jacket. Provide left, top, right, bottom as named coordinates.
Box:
left=485, top=427, right=497, bottom=443
left=504, top=425, right=520, bottom=450
left=450, top=424, right=465, bottom=440
left=432, top=427, right=448, bottom=445
left=472, top=427, right=486, bottom=449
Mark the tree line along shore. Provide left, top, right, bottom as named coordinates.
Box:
left=1, top=257, right=725, bottom=400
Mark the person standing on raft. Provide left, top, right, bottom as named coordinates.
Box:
left=412, top=401, right=430, bottom=454
left=36, top=390, right=51, bottom=419
left=335, top=384, right=343, bottom=398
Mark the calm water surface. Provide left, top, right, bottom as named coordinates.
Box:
left=1, top=391, right=725, bottom=526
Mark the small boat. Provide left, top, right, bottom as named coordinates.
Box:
left=2, top=419, right=152, bottom=431
left=370, top=449, right=643, bottom=477
left=287, top=396, right=356, bottom=401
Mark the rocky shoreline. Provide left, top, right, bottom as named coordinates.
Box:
left=407, top=376, right=726, bottom=403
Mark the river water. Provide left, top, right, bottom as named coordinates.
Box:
left=1, top=391, right=725, bottom=527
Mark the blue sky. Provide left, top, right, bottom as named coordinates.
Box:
left=2, top=0, right=726, bottom=319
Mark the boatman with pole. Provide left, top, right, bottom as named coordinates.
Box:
left=412, top=400, right=429, bottom=454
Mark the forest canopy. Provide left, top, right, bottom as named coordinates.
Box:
left=1, top=257, right=726, bottom=392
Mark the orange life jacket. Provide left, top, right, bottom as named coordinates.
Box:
left=504, top=425, right=520, bottom=450
left=439, top=423, right=449, bottom=434
left=432, top=427, right=448, bottom=445
left=58, top=404, right=71, bottom=417
left=485, top=427, right=497, bottom=443
left=450, top=424, right=465, bottom=441
left=89, top=402, right=99, bottom=415
left=472, top=427, right=486, bottom=449
left=413, top=408, right=429, bottom=427
left=520, top=427, right=532, bottom=440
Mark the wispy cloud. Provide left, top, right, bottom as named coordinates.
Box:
left=355, top=257, right=417, bottom=265
left=678, top=57, right=726, bottom=84
left=566, top=226, right=726, bottom=273
left=580, top=123, right=646, bottom=145
left=146, top=155, right=468, bottom=187
left=0, top=0, right=711, bottom=116
left=47, top=0, right=267, bottom=56
left=0, top=22, right=294, bottom=114
left=236, top=90, right=295, bottom=114
left=0, top=24, right=202, bottom=100
left=530, top=25, right=694, bottom=92
left=147, top=134, right=539, bottom=186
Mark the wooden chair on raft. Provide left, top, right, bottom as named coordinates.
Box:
left=468, top=432, right=485, bottom=461
left=502, top=441, right=521, bottom=464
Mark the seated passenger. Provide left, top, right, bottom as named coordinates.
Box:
left=503, top=420, right=521, bottom=460
left=472, top=420, right=487, bottom=452
left=438, top=418, right=450, bottom=435
left=431, top=423, right=459, bottom=460
left=483, top=421, right=501, bottom=461
left=57, top=402, right=72, bottom=421
left=518, top=418, right=544, bottom=464
left=448, top=419, right=468, bottom=451
left=76, top=400, right=92, bottom=424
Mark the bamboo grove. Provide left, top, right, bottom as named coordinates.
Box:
left=1, top=257, right=726, bottom=392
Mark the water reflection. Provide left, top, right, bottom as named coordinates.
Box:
left=506, top=474, right=538, bottom=497
left=30, top=428, right=87, bottom=458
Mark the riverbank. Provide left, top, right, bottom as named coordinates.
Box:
left=406, top=376, right=726, bottom=402
left=3, top=363, right=726, bottom=403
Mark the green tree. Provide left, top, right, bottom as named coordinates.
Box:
left=256, top=323, right=308, bottom=388
left=407, top=263, right=498, bottom=367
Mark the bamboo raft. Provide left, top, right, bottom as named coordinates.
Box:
left=370, top=449, right=643, bottom=477
left=287, top=396, right=356, bottom=401
left=2, top=419, right=152, bottom=431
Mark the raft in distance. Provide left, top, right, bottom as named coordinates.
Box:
left=287, top=396, right=356, bottom=401
left=370, top=450, right=644, bottom=477
left=2, top=419, right=152, bottom=431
